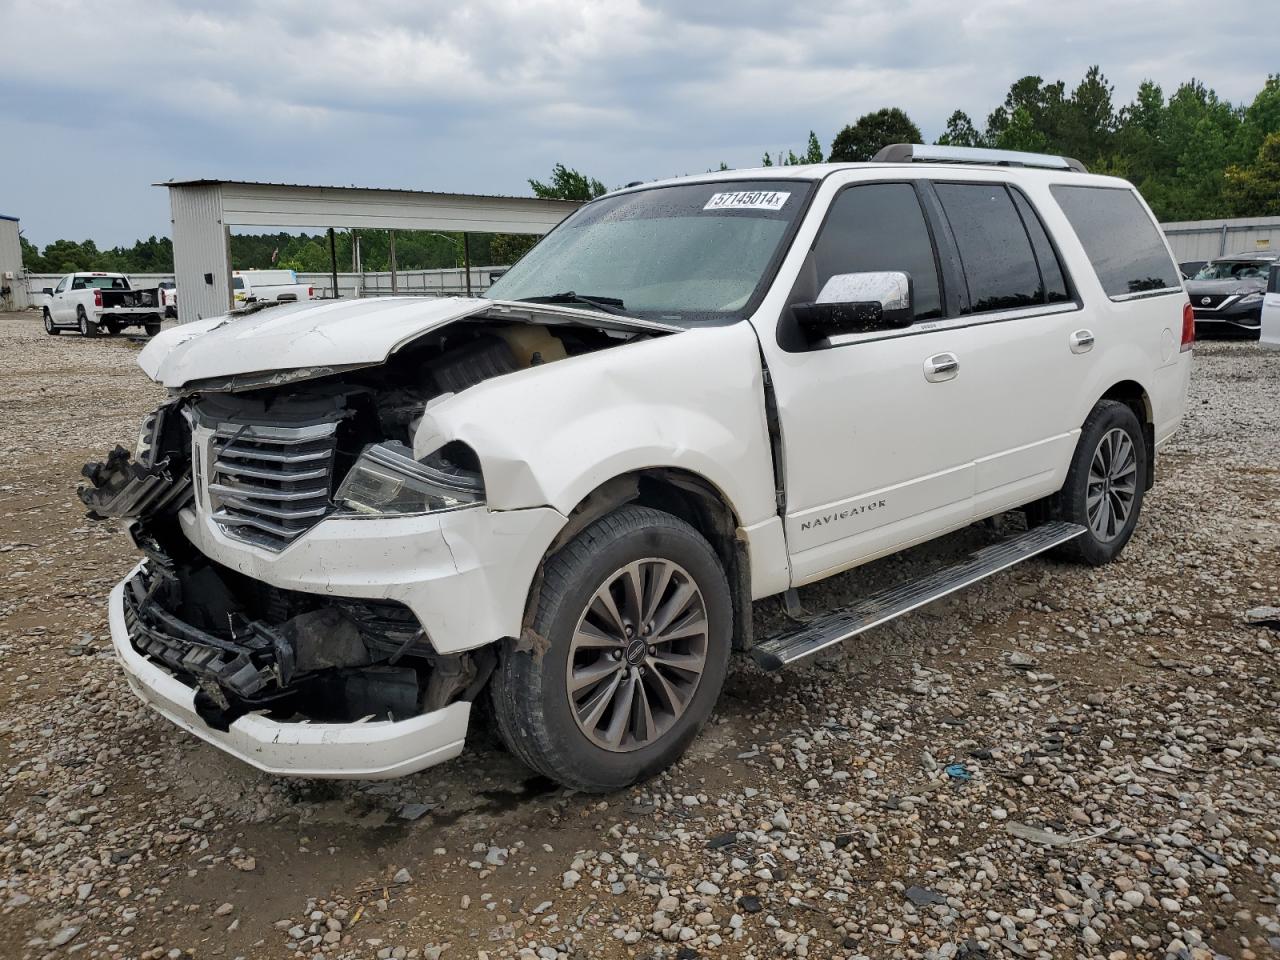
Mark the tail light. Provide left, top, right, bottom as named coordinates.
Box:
left=308, top=286, right=314, bottom=299
left=1181, top=302, right=1195, bottom=352
left=93, top=289, right=102, bottom=308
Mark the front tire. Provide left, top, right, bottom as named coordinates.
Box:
left=1048, top=400, right=1147, bottom=566
left=490, top=505, right=732, bottom=792
left=43, top=309, right=59, bottom=335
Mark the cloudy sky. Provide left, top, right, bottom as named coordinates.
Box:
left=0, top=0, right=1271, bottom=247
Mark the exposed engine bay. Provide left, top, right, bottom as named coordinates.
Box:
left=81, top=311, right=668, bottom=729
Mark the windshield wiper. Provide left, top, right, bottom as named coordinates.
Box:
left=514, top=291, right=631, bottom=316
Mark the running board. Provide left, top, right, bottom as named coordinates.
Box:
left=751, top=521, right=1086, bottom=670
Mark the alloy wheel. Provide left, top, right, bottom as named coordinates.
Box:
left=1087, top=427, right=1137, bottom=542
left=566, top=558, right=709, bottom=752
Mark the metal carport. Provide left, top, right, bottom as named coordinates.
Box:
left=156, top=179, right=580, bottom=323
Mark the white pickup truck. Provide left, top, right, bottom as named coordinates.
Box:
left=42, top=272, right=164, bottom=337
left=158, top=280, right=178, bottom=320
left=82, top=145, right=1193, bottom=791
left=232, top=269, right=314, bottom=306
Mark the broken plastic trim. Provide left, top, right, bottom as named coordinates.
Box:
left=79, top=446, right=192, bottom=521
left=80, top=400, right=193, bottom=521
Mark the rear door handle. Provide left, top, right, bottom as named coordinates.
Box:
left=924, top=352, right=959, bottom=382
left=1070, top=329, right=1095, bottom=354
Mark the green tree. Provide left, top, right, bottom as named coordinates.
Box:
left=764, top=133, right=823, bottom=167
left=1059, top=65, right=1115, bottom=165
left=490, top=233, right=539, bottom=265
left=1234, top=74, right=1280, bottom=164
left=529, top=163, right=607, bottom=201
left=935, top=110, right=985, bottom=147
left=1224, top=132, right=1280, bottom=216
left=18, top=237, right=44, bottom=272
left=829, top=108, right=922, bottom=162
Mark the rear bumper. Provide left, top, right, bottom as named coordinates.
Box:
left=108, top=566, right=470, bottom=779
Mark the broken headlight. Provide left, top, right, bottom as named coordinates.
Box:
left=334, top=442, right=484, bottom=517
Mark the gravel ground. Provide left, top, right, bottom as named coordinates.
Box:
left=0, top=309, right=1277, bottom=960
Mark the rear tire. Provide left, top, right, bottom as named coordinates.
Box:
left=43, top=309, right=59, bottom=335
left=144, top=321, right=162, bottom=337
left=1046, top=400, right=1147, bottom=566
left=104, top=319, right=122, bottom=336
left=77, top=308, right=98, bottom=338
left=490, top=505, right=732, bottom=792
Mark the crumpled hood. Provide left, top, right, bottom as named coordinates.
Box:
left=138, top=296, right=677, bottom=389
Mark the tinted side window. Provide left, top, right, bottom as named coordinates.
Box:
left=1269, top=265, right=1280, bottom=295
left=1010, top=190, right=1071, bottom=303
left=813, top=183, right=942, bottom=321
left=71, top=277, right=85, bottom=290
left=1050, top=185, right=1179, bottom=298
left=934, top=183, right=1045, bottom=313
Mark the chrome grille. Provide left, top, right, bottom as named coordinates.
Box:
left=203, top=421, right=338, bottom=550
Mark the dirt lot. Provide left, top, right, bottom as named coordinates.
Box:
left=0, top=309, right=1277, bottom=960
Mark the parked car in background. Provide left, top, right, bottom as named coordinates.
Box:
left=158, top=280, right=178, bottom=319
left=42, top=272, right=163, bottom=337
left=1262, top=264, right=1280, bottom=349
left=232, top=269, right=313, bottom=306
left=1184, top=252, right=1279, bottom=340
left=1179, top=259, right=1207, bottom=280
left=81, top=145, right=1192, bottom=790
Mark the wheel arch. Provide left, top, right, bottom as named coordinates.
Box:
left=533, top=467, right=755, bottom=652
left=1097, top=379, right=1155, bottom=490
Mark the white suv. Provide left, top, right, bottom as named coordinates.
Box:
left=83, top=145, right=1193, bottom=791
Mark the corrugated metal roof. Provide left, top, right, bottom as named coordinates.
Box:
left=154, top=179, right=575, bottom=204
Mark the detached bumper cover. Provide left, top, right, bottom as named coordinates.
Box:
left=109, top=566, right=470, bottom=779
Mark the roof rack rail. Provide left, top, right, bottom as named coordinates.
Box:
left=873, top=143, right=1088, bottom=174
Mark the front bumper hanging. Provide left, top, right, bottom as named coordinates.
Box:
left=110, top=565, right=472, bottom=780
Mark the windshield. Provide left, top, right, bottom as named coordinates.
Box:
left=1193, top=260, right=1273, bottom=281
left=74, top=275, right=128, bottom=290
left=485, top=180, right=811, bottom=323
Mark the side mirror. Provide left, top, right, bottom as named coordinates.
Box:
left=793, top=271, right=913, bottom=338
left=42, top=287, right=53, bottom=296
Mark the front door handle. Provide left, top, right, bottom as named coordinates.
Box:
left=1070, top=329, right=1095, bottom=354
left=924, top=352, right=959, bottom=382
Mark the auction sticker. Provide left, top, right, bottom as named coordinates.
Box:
left=703, top=191, right=790, bottom=212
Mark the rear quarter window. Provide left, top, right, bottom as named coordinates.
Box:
left=1049, top=185, right=1179, bottom=299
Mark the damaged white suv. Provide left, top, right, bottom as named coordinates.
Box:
left=84, top=145, right=1193, bottom=791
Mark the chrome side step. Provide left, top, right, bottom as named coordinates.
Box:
left=751, top=521, right=1086, bottom=670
